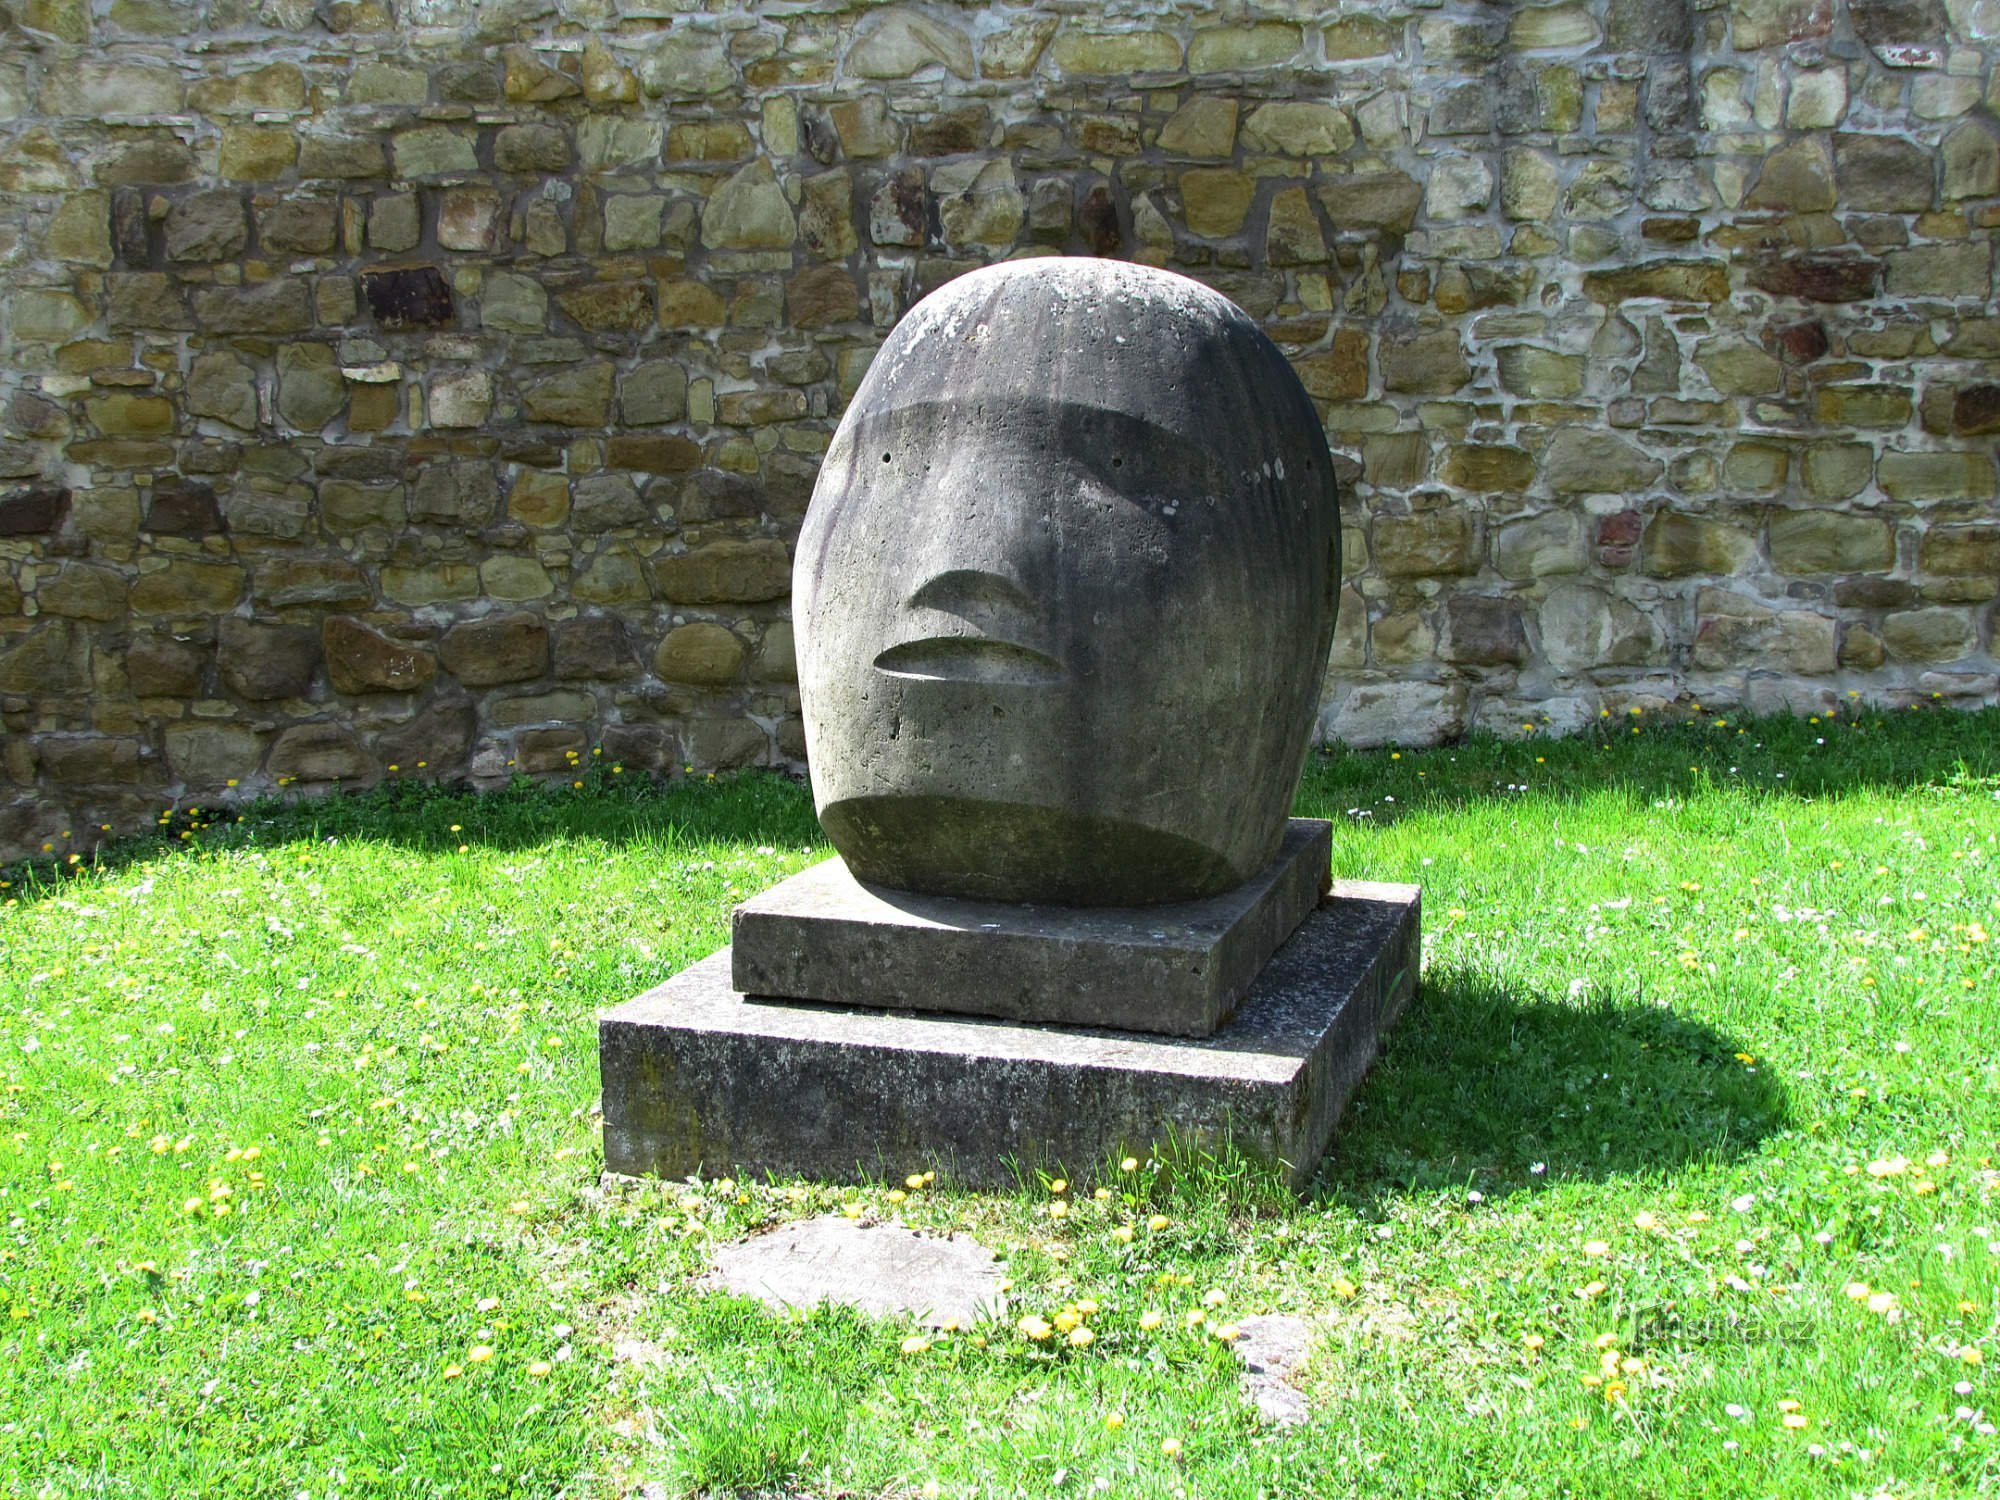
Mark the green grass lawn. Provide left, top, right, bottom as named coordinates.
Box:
left=2, top=703, right=1996, bottom=1498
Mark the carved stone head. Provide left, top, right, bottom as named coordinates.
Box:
left=794, top=258, right=1340, bottom=905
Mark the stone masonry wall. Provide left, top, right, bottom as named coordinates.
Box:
left=2, top=0, right=1999, bottom=860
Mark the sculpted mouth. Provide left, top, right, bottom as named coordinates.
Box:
left=872, top=637, right=1063, bottom=685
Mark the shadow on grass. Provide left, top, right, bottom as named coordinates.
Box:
left=1315, top=965, right=1790, bottom=1207
left=1297, top=703, right=2000, bottom=828
left=2, top=767, right=826, bottom=904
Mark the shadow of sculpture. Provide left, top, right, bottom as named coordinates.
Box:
left=1315, top=965, right=1790, bottom=1206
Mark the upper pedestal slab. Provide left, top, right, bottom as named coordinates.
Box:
left=731, top=818, right=1331, bottom=1037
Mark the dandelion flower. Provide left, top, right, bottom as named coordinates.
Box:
left=1120, top=1157, right=1139, bottom=1173
left=900, top=1335, right=932, bottom=1355
left=1067, top=1326, right=1095, bottom=1348
left=1111, top=1225, right=1135, bottom=1244
left=1146, top=1215, right=1170, bottom=1232
left=1161, top=1438, right=1183, bottom=1457
left=1582, top=1240, right=1610, bottom=1257
left=442, top=1364, right=464, bottom=1380
left=1139, top=1310, right=1164, bottom=1331
left=1018, top=1315, right=1053, bottom=1342
left=468, top=1344, right=495, bottom=1364
left=527, top=1360, right=553, bottom=1377
left=1105, top=1411, right=1125, bottom=1430
left=1522, top=1333, right=1545, bottom=1350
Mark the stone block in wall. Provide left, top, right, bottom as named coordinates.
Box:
left=377, top=702, right=474, bottom=777
left=1885, top=242, right=1994, bottom=298
left=269, top=724, right=375, bottom=785
left=1374, top=512, right=1479, bottom=577
left=652, top=540, right=791, bottom=604
left=522, top=364, right=616, bottom=427
left=1879, top=450, right=1996, bottom=501
left=130, top=562, right=245, bottom=616
left=125, top=635, right=207, bottom=698
left=1919, top=524, right=2000, bottom=576
left=654, top=622, right=747, bottom=686
left=1691, top=590, right=1837, bottom=673
left=1642, top=512, right=1757, bottom=578
left=323, top=617, right=438, bottom=695
left=1540, top=584, right=1662, bottom=672
left=1326, top=681, right=1470, bottom=749
left=1443, top=595, right=1529, bottom=667
left=164, top=723, right=264, bottom=788
left=1769, top=510, right=1896, bottom=574
left=38, top=562, right=128, bottom=621
left=1813, top=385, right=1912, bottom=428
left=1545, top=430, right=1665, bottom=495
left=40, top=737, right=144, bottom=787
left=1581, top=260, right=1730, bottom=304
left=440, top=613, right=549, bottom=687
left=555, top=617, right=634, bottom=680
left=0, top=620, right=88, bottom=694
left=1881, top=606, right=1978, bottom=662
left=0, top=486, right=70, bottom=535
left=218, top=618, right=320, bottom=701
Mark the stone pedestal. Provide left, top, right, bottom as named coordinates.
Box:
left=599, top=879, right=1419, bottom=1191
left=732, top=820, right=1332, bottom=1038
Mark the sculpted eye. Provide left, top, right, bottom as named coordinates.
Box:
left=881, top=452, right=892, bottom=464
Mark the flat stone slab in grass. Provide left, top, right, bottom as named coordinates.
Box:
left=730, top=819, right=1331, bottom=1038
left=1232, top=1313, right=1313, bottom=1426
left=600, top=882, right=1420, bottom=1192
left=705, top=1215, right=1006, bottom=1327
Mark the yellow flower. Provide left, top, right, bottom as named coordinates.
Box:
left=900, top=1335, right=932, bottom=1355
left=526, top=1360, right=553, bottom=1377
left=1161, top=1438, right=1183, bottom=1457
left=1066, top=1326, right=1095, bottom=1347
left=1185, top=1309, right=1206, bottom=1327
left=1782, top=1413, right=1809, bottom=1430
left=1049, top=1179, right=1068, bottom=1194
left=1048, top=1201, right=1067, bottom=1219
left=1961, top=1347, right=1984, bottom=1366
left=1120, top=1157, right=1139, bottom=1173
left=1522, top=1333, right=1545, bottom=1351
left=1332, top=1278, right=1357, bottom=1300
left=1866, top=1291, right=1898, bottom=1315
left=1139, top=1309, right=1164, bottom=1331
left=1111, top=1225, right=1135, bottom=1244
left=1213, top=1323, right=1241, bottom=1342
left=1104, top=1411, right=1124, bottom=1430
left=1075, top=1299, right=1099, bottom=1316
left=1146, top=1215, right=1170, bottom=1232
left=905, top=1174, right=925, bottom=1190
left=468, top=1344, right=495, bottom=1364
left=1018, top=1315, right=1053, bottom=1341
left=442, top=1364, right=463, bottom=1379
left=1054, top=1309, right=1082, bottom=1334
left=886, top=1189, right=906, bottom=1204
left=1582, top=1240, right=1610, bottom=1257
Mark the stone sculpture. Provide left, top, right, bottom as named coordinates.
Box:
left=794, top=256, right=1342, bottom=905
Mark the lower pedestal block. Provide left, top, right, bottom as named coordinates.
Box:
left=600, top=880, right=1420, bottom=1192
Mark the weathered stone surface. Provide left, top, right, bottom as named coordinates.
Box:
left=1581, top=260, right=1730, bottom=303
left=737, top=821, right=1329, bottom=1037
left=797, top=260, right=1337, bottom=904
left=277, top=344, right=345, bottom=431
left=324, top=616, right=437, bottom=694
left=268, top=723, right=374, bottom=783
left=850, top=9, right=974, bottom=79
left=1541, top=583, right=1660, bottom=671
left=195, top=281, right=313, bottom=335
left=654, top=539, right=792, bottom=604
left=1316, top=172, right=1423, bottom=233
left=1443, top=595, right=1528, bottom=666
left=1375, top=511, right=1477, bottom=576
left=1881, top=606, right=1976, bottom=661
left=1695, top=337, right=1783, bottom=396
left=440, top=612, right=548, bottom=686
left=1769, top=510, right=1895, bottom=573
left=1545, top=430, right=1665, bottom=494
left=363, top=266, right=454, bottom=329
left=39, top=562, right=127, bottom=621
left=1692, top=590, right=1836, bottom=673
left=1159, top=98, right=1239, bottom=158
left=1836, top=133, right=1935, bottom=211
left=523, top=363, right=615, bottom=426
left=935, top=159, right=1025, bottom=246
left=218, top=618, right=319, bottom=700
left=703, top=161, right=795, bottom=249
left=1381, top=330, right=1469, bottom=394
left=131, top=561, right=244, bottom=615
left=393, top=126, right=478, bottom=179
left=557, top=281, right=654, bottom=333
left=164, top=723, right=263, bottom=786
left=1919, top=524, right=2000, bottom=576
left=705, top=1214, right=1003, bottom=1327
left=603, top=888, right=1418, bottom=1191
left=641, top=32, right=735, bottom=98
left=1643, top=512, right=1757, bottom=577
left=1242, top=102, right=1352, bottom=157
left=653, top=622, right=746, bottom=685
left=1748, top=255, right=1881, bottom=303
left=144, top=479, right=224, bottom=536
left=1879, top=450, right=1995, bottom=500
